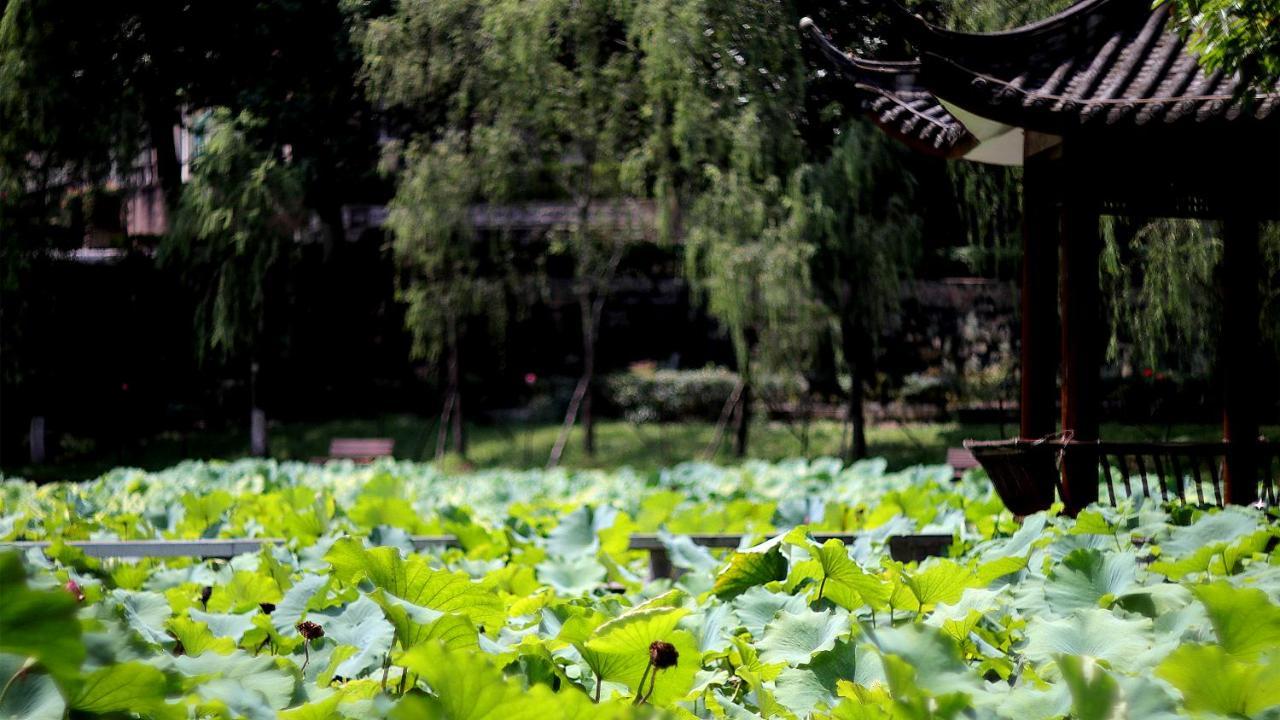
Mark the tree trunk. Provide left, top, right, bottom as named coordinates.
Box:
left=249, top=359, right=268, bottom=457
left=581, top=296, right=596, bottom=457
left=734, top=377, right=752, bottom=457
left=440, top=311, right=466, bottom=458
left=548, top=376, right=589, bottom=468
left=841, top=318, right=868, bottom=462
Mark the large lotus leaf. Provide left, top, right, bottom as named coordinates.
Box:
left=397, top=642, right=609, bottom=719
left=0, top=654, right=64, bottom=720
left=806, top=539, right=890, bottom=610
left=166, top=616, right=237, bottom=657
left=926, top=587, right=1003, bottom=641
left=1191, top=582, right=1280, bottom=660
left=691, top=601, right=734, bottom=653
left=978, top=514, right=1048, bottom=562
left=72, top=661, right=168, bottom=715
left=188, top=608, right=257, bottom=642
left=272, top=574, right=329, bottom=636
left=537, top=554, right=607, bottom=596
left=317, top=594, right=395, bottom=678
left=111, top=588, right=174, bottom=646
left=994, top=682, right=1071, bottom=720
left=1114, top=676, right=1182, bottom=720
left=207, top=570, right=282, bottom=613
left=1023, top=609, right=1154, bottom=673
left=731, top=586, right=808, bottom=638
left=1056, top=654, right=1119, bottom=720
left=580, top=604, right=699, bottom=705
left=1044, top=548, right=1138, bottom=613
left=174, top=650, right=297, bottom=709
left=774, top=640, right=882, bottom=716
left=713, top=547, right=788, bottom=599
left=1150, top=530, right=1272, bottom=580
left=545, top=505, right=618, bottom=559
left=0, top=553, right=84, bottom=687
left=900, top=559, right=973, bottom=611
left=195, top=678, right=281, bottom=720
left=659, top=531, right=720, bottom=574
left=371, top=590, right=477, bottom=652
left=324, top=538, right=503, bottom=630
left=1160, top=508, right=1261, bottom=556
left=757, top=609, right=849, bottom=666
left=1156, top=643, right=1280, bottom=716
left=867, top=624, right=976, bottom=698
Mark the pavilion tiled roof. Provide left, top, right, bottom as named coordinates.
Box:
left=802, top=0, right=1280, bottom=158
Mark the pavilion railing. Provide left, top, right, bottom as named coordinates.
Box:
left=965, top=439, right=1280, bottom=514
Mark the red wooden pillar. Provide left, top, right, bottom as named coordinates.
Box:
left=1020, top=140, right=1060, bottom=441
left=1059, top=150, right=1101, bottom=514
left=1222, top=215, right=1260, bottom=505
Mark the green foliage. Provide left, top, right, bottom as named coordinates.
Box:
left=2, top=458, right=1279, bottom=717
left=160, top=109, right=304, bottom=362
left=1162, top=0, right=1280, bottom=92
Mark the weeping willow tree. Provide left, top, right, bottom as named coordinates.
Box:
left=684, top=167, right=820, bottom=456
left=1101, top=219, right=1280, bottom=377
left=160, top=109, right=304, bottom=454
left=636, top=0, right=823, bottom=456
left=384, top=134, right=507, bottom=459
left=792, top=121, right=920, bottom=460
left=360, top=0, right=649, bottom=466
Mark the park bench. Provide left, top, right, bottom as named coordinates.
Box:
left=965, top=439, right=1280, bottom=515
left=4, top=532, right=952, bottom=580
left=314, top=438, right=395, bottom=464
left=945, top=447, right=979, bottom=482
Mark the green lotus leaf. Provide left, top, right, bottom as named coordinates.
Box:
left=774, top=640, right=882, bottom=716
left=580, top=603, right=698, bottom=704
left=1023, top=609, right=1153, bottom=673
left=868, top=624, right=976, bottom=698
left=0, top=553, right=84, bottom=688
left=545, top=506, right=610, bottom=558
left=272, top=573, right=329, bottom=636
left=537, top=554, right=607, bottom=596
left=900, top=559, right=973, bottom=611
left=1191, top=582, right=1280, bottom=660
left=173, top=650, right=297, bottom=710
left=1156, top=643, right=1280, bottom=716
left=72, top=661, right=168, bottom=714
left=111, top=588, right=174, bottom=646
left=167, top=615, right=237, bottom=656
left=371, top=589, right=478, bottom=652
left=1056, top=654, right=1119, bottom=720
left=756, top=608, right=849, bottom=666
left=396, top=642, right=606, bottom=719
left=324, top=538, right=503, bottom=630
left=188, top=608, right=257, bottom=642
left=659, top=531, right=720, bottom=574
left=713, top=546, right=788, bottom=599
left=0, top=654, right=64, bottom=720
left=730, top=586, right=808, bottom=637
left=317, top=594, right=395, bottom=678
left=1160, top=508, right=1261, bottom=557
left=207, top=570, right=282, bottom=613
left=1044, top=548, right=1138, bottom=613
left=806, top=539, right=890, bottom=610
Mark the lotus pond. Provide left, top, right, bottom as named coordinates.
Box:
left=1, top=458, right=1278, bottom=719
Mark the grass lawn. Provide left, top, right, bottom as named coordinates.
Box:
left=7, top=413, right=1275, bottom=483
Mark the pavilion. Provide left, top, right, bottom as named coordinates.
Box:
left=801, top=0, right=1279, bottom=513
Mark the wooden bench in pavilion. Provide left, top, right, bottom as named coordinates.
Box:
left=803, top=0, right=1280, bottom=514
